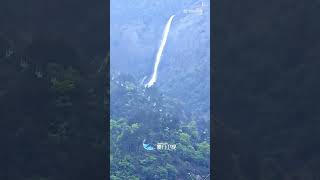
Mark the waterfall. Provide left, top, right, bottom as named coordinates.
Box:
left=145, top=15, right=175, bottom=88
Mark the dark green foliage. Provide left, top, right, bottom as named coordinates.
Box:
left=47, top=64, right=81, bottom=95
left=110, top=73, right=210, bottom=179
left=0, top=42, right=107, bottom=180
left=23, top=38, right=79, bottom=69
left=215, top=0, right=320, bottom=179
left=0, top=0, right=109, bottom=179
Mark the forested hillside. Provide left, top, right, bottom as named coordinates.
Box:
left=111, top=1, right=210, bottom=124
left=110, top=72, right=210, bottom=179
left=0, top=1, right=108, bottom=179
left=110, top=0, right=211, bottom=179
left=215, top=0, right=320, bottom=179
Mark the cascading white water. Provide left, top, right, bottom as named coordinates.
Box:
left=145, top=15, right=175, bottom=88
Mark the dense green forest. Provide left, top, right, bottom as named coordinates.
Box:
left=110, top=72, right=210, bottom=179
left=0, top=35, right=107, bottom=179
left=110, top=1, right=211, bottom=179
left=215, top=0, right=320, bottom=179
left=3, top=0, right=320, bottom=179
left=0, top=0, right=108, bottom=178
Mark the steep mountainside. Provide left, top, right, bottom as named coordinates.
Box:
left=111, top=0, right=210, bottom=128
left=216, top=0, right=320, bottom=179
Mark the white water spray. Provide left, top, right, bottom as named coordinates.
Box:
left=145, top=15, right=175, bottom=88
